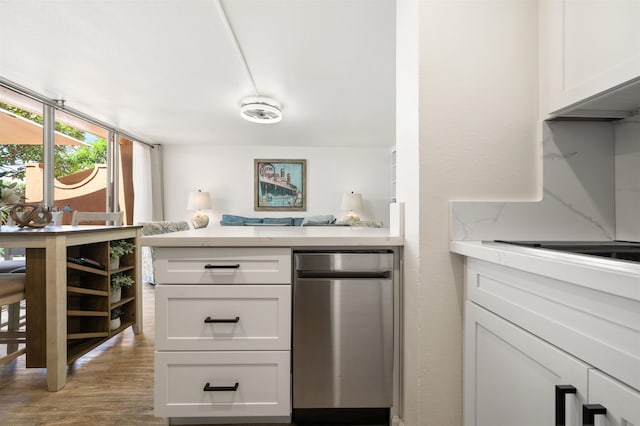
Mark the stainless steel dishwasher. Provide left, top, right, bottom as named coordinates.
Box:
left=293, top=250, right=394, bottom=422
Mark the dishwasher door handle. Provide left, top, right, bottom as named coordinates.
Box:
left=296, top=270, right=391, bottom=279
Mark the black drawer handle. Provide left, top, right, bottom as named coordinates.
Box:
left=583, top=404, right=606, bottom=426
left=204, top=264, right=240, bottom=269
left=555, top=385, right=577, bottom=426
left=203, top=382, right=239, bottom=392
left=204, top=316, right=240, bottom=323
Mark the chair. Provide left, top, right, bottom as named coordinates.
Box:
left=0, top=273, right=26, bottom=364
left=71, top=211, right=124, bottom=226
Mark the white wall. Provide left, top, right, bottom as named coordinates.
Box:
left=160, top=144, right=392, bottom=225
left=397, top=1, right=539, bottom=425
left=396, top=0, right=420, bottom=424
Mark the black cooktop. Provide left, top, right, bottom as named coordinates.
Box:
left=493, top=240, right=640, bottom=262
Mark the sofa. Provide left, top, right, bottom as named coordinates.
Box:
left=138, top=220, right=190, bottom=285
left=219, top=214, right=341, bottom=226
left=219, top=214, right=383, bottom=228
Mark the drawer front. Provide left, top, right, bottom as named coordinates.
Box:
left=154, top=351, right=291, bottom=418
left=154, top=247, right=291, bottom=284
left=466, top=258, right=640, bottom=391
left=155, top=285, right=291, bottom=351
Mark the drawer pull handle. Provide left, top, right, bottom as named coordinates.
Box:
left=204, top=264, right=240, bottom=269
left=204, top=316, right=240, bottom=323
left=582, top=404, right=606, bottom=426
left=555, top=385, right=577, bottom=426
left=203, top=382, right=239, bottom=392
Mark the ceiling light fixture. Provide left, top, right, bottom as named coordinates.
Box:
left=240, top=97, right=282, bottom=124
left=215, top=0, right=282, bottom=124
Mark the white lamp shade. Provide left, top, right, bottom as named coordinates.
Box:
left=341, top=192, right=363, bottom=211
left=187, top=191, right=212, bottom=210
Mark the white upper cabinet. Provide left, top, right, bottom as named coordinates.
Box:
left=540, top=0, right=640, bottom=118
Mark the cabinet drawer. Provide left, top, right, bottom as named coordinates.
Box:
left=466, top=258, right=640, bottom=391
left=153, top=247, right=291, bottom=284
left=155, top=285, right=291, bottom=351
left=154, top=351, right=291, bottom=418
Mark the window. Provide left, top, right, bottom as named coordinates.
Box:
left=0, top=87, right=44, bottom=219
left=0, top=84, right=132, bottom=225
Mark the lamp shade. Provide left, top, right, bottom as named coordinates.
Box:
left=341, top=192, right=363, bottom=211
left=187, top=190, right=212, bottom=210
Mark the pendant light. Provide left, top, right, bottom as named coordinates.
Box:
left=215, top=0, right=283, bottom=124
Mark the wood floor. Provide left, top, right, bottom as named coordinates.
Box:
left=0, top=284, right=289, bottom=426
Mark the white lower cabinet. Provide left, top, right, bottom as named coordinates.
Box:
left=155, top=284, right=291, bottom=351
left=464, top=259, right=640, bottom=426
left=153, top=247, right=292, bottom=422
left=588, top=370, right=640, bottom=426
left=465, top=302, right=589, bottom=426
left=155, top=350, right=291, bottom=418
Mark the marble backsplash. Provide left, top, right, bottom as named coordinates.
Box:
left=615, top=121, right=640, bottom=241
left=450, top=120, right=625, bottom=241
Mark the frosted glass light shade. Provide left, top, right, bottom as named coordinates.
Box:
left=240, top=97, right=282, bottom=124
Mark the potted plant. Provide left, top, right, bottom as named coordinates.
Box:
left=109, top=239, right=135, bottom=269
left=110, top=307, right=124, bottom=330
left=110, top=273, right=134, bottom=303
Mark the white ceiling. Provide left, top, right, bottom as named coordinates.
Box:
left=0, top=0, right=396, bottom=147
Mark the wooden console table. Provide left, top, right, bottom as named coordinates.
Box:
left=0, top=225, right=142, bottom=391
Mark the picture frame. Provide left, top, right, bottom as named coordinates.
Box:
left=254, top=159, right=306, bottom=211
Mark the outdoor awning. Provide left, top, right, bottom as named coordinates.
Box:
left=0, top=109, right=87, bottom=146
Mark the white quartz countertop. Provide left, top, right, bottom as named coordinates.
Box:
left=451, top=240, right=640, bottom=301
left=141, top=225, right=403, bottom=247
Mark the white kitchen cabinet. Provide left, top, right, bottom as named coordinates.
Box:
left=587, top=370, right=640, bottom=426
left=153, top=247, right=291, bottom=284
left=155, top=351, right=290, bottom=418
left=153, top=247, right=292, bottom=422
left=155, top=284, right=291, bottom=351
left=540, top=0, right=640, bottom=117
left=462, top=256, right=640, bottom=426
left=465, top=302, right=589, bottom=426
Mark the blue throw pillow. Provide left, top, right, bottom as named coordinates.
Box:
left=263, top=217, right=294, bottom=226
left=220, top=219, right=244, bottom=226
left=301, top=215, right=336, bottom=226
left=220, top=214, right=264, bottom=226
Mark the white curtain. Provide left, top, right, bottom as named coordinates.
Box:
left=132, top=141, right=153, bottom=224
left=132, top=141, right=156, bottom=284
left=149, top=144, right=164, bottom=220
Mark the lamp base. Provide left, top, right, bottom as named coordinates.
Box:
left=191, top=212, right=209, bottom=229
left=342, top=211, right=360, bottom=222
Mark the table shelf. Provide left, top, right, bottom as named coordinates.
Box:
left=24, top=231, right=140, bottom=374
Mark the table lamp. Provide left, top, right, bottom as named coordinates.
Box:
left=187, top=190, right=212, bottom=229
left=341, top=191, right=363, bottom=222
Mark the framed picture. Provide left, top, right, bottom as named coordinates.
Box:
left=254, top=159, right=306, bottom=211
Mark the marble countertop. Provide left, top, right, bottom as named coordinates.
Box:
left=451, top=240, right=640, bottom=301
left=141, top=225, right=403, bottom=248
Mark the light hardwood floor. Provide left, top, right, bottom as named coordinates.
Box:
left=0, top=284, right=289, bottom=426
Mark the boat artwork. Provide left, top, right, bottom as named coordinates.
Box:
left=255, top=159, right=306, bottom=210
